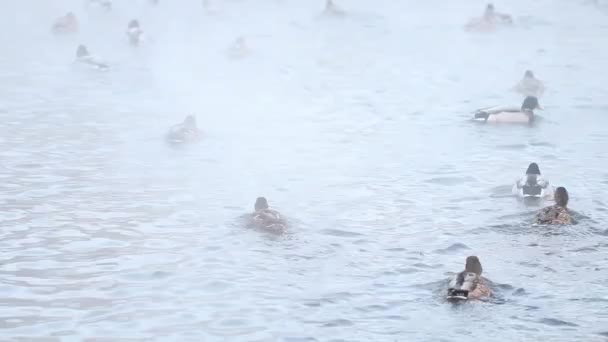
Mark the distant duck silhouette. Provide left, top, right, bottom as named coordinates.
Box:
left=513, top=162, right=552, bottom=198
left=126, top=20, right=144, bottom=46
left=87, top=0, right=112, bottom=11
left=513, top=70, right=545, bottom=98
left=323, top=0, right=346, bottom=16
left=166, top=115, right=202, bottom=144
left=75, top=45, right=109, bottom=70
left=465, top=3, right=513, bottom=32
left=473, top=96, right=541, bottom=124
left=227, top=36, right=250, bottom=59
left=447, top=256, right=492, bottom=302
left=251, top=197, right=286, bottom=232
left=535, top=187, right=574, bottom=225
left=52, top=12, right=79, bottom=34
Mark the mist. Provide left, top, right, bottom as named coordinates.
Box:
left=1, top=0, right=608, bottom=340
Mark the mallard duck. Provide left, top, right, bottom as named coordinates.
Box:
left=166, top=115, right=202, bottom=144
left=323, top=0, right=346, bottom=17
left=514, top=70, right=545, bottom=97
left=251, top=197, right=286, bottom=232
left=127, top=20, right=144, bottom=46
left=75, top=45, right=109, bottom=70
left=535, top=187, right=573, bottom=224
left=447, top=256, right=492, bottom=301
left=227, top=36, right=250, bottom=59
left=513, top=162, right=552, bottom=198
left=473, top=96, right=541, bottom=124
left=52, top=12, right=79, bottom=34
left=465, top=3, right=513, bottom=32
left=87, top=0, right=112, bottom=11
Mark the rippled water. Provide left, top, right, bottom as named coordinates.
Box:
left=2, top=0, right=608, bottom=340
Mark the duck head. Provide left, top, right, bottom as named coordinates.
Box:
left=521, top=96, right=540, bottom=112
left=76, top=44, right=89, bottom=58
left=255, top=197, right=269, bottom=211
left=554, top=187, right=569, bottom=207
left=447, top=256, right=483, bottom=301
left=524, top=70, right=535, bottom=78
left=525, top=162, right=541, bottom=175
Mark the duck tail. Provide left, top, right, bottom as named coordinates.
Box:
left=474, top=111, right=489, bottom=120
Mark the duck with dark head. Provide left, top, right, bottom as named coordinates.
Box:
left=251, top=197, right=286, bottom=232
left=75, top=44, right=109, bottom=70
left=473, top=96, right=541, bottom=124
left=447, top=256, right=492, bottom=302
left=514, top=162, right=552, bottom=198
left=127, top=20, right=144, bottom=46
left=166, top=115, right=202, bottom=144
left=535, top=187, right=573, bottom=225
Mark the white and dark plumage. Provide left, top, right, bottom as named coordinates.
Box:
left=473, top=96, right=541, bottom=124
left=75, top=45, right=109, bottom=70
left=127, top=20, right=144, bottom=46
left=513, top=162, right=553, bottom=198
left=447, top=256, right=492, bottom=302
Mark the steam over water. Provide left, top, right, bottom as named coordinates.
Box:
left=1, top=0, right=608, bottom=340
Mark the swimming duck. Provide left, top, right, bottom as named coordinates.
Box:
left=166, top=115, right=202, bottom=144
left=75, top=45, right=109, bottom=70
left=465, top=3, right=513, bottom=32
left=251, top=197, right=286, bottom=232
left=535, top=187, right=573, bottom=225
left=52, top=12, right=79, bottom=34
left=473, top=96, right=541, bottom=124
left=513, top=162, right=552, bottom=198
left=513, top=70, right=545, bottom=98
left=87, top=0, right=112, bottom=11
left=447, top=256, right=492, bottom=302
left=323, top=0, right=346, bottom=17
left=227, top=36, right=250, bottom=59
left=126, top=20, right=144, bottom=46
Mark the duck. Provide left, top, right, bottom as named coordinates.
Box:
left=227, top=36, right=250, bottom=59
left=166, top=115, right=202, bottom=144
left=447, top=256, right=492, bottom=302
left=126, top=20, right=144, bottom=46
left=513, top=70, right=545, bottom=98
left=75, top=45, right=109, bottom=70
left=535, top=187, right=574, bottom=225
left=465, top=3, right=513, bottom=32
left=513, top=162, right=552, bottom=198
left=87, top=0, right=112, bottom=11
left=52, top=12, right=79, bottom=34
left=251, top=197, right=286, bottom=232
left=323, top=0, right=346, bottom=17
left=473, top=96, right=541, bottom=124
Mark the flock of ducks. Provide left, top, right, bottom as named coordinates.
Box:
left=50, top=0, right=581, bottom=303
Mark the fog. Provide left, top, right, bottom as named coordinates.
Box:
left=1, top=0, right=608, bottom=340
